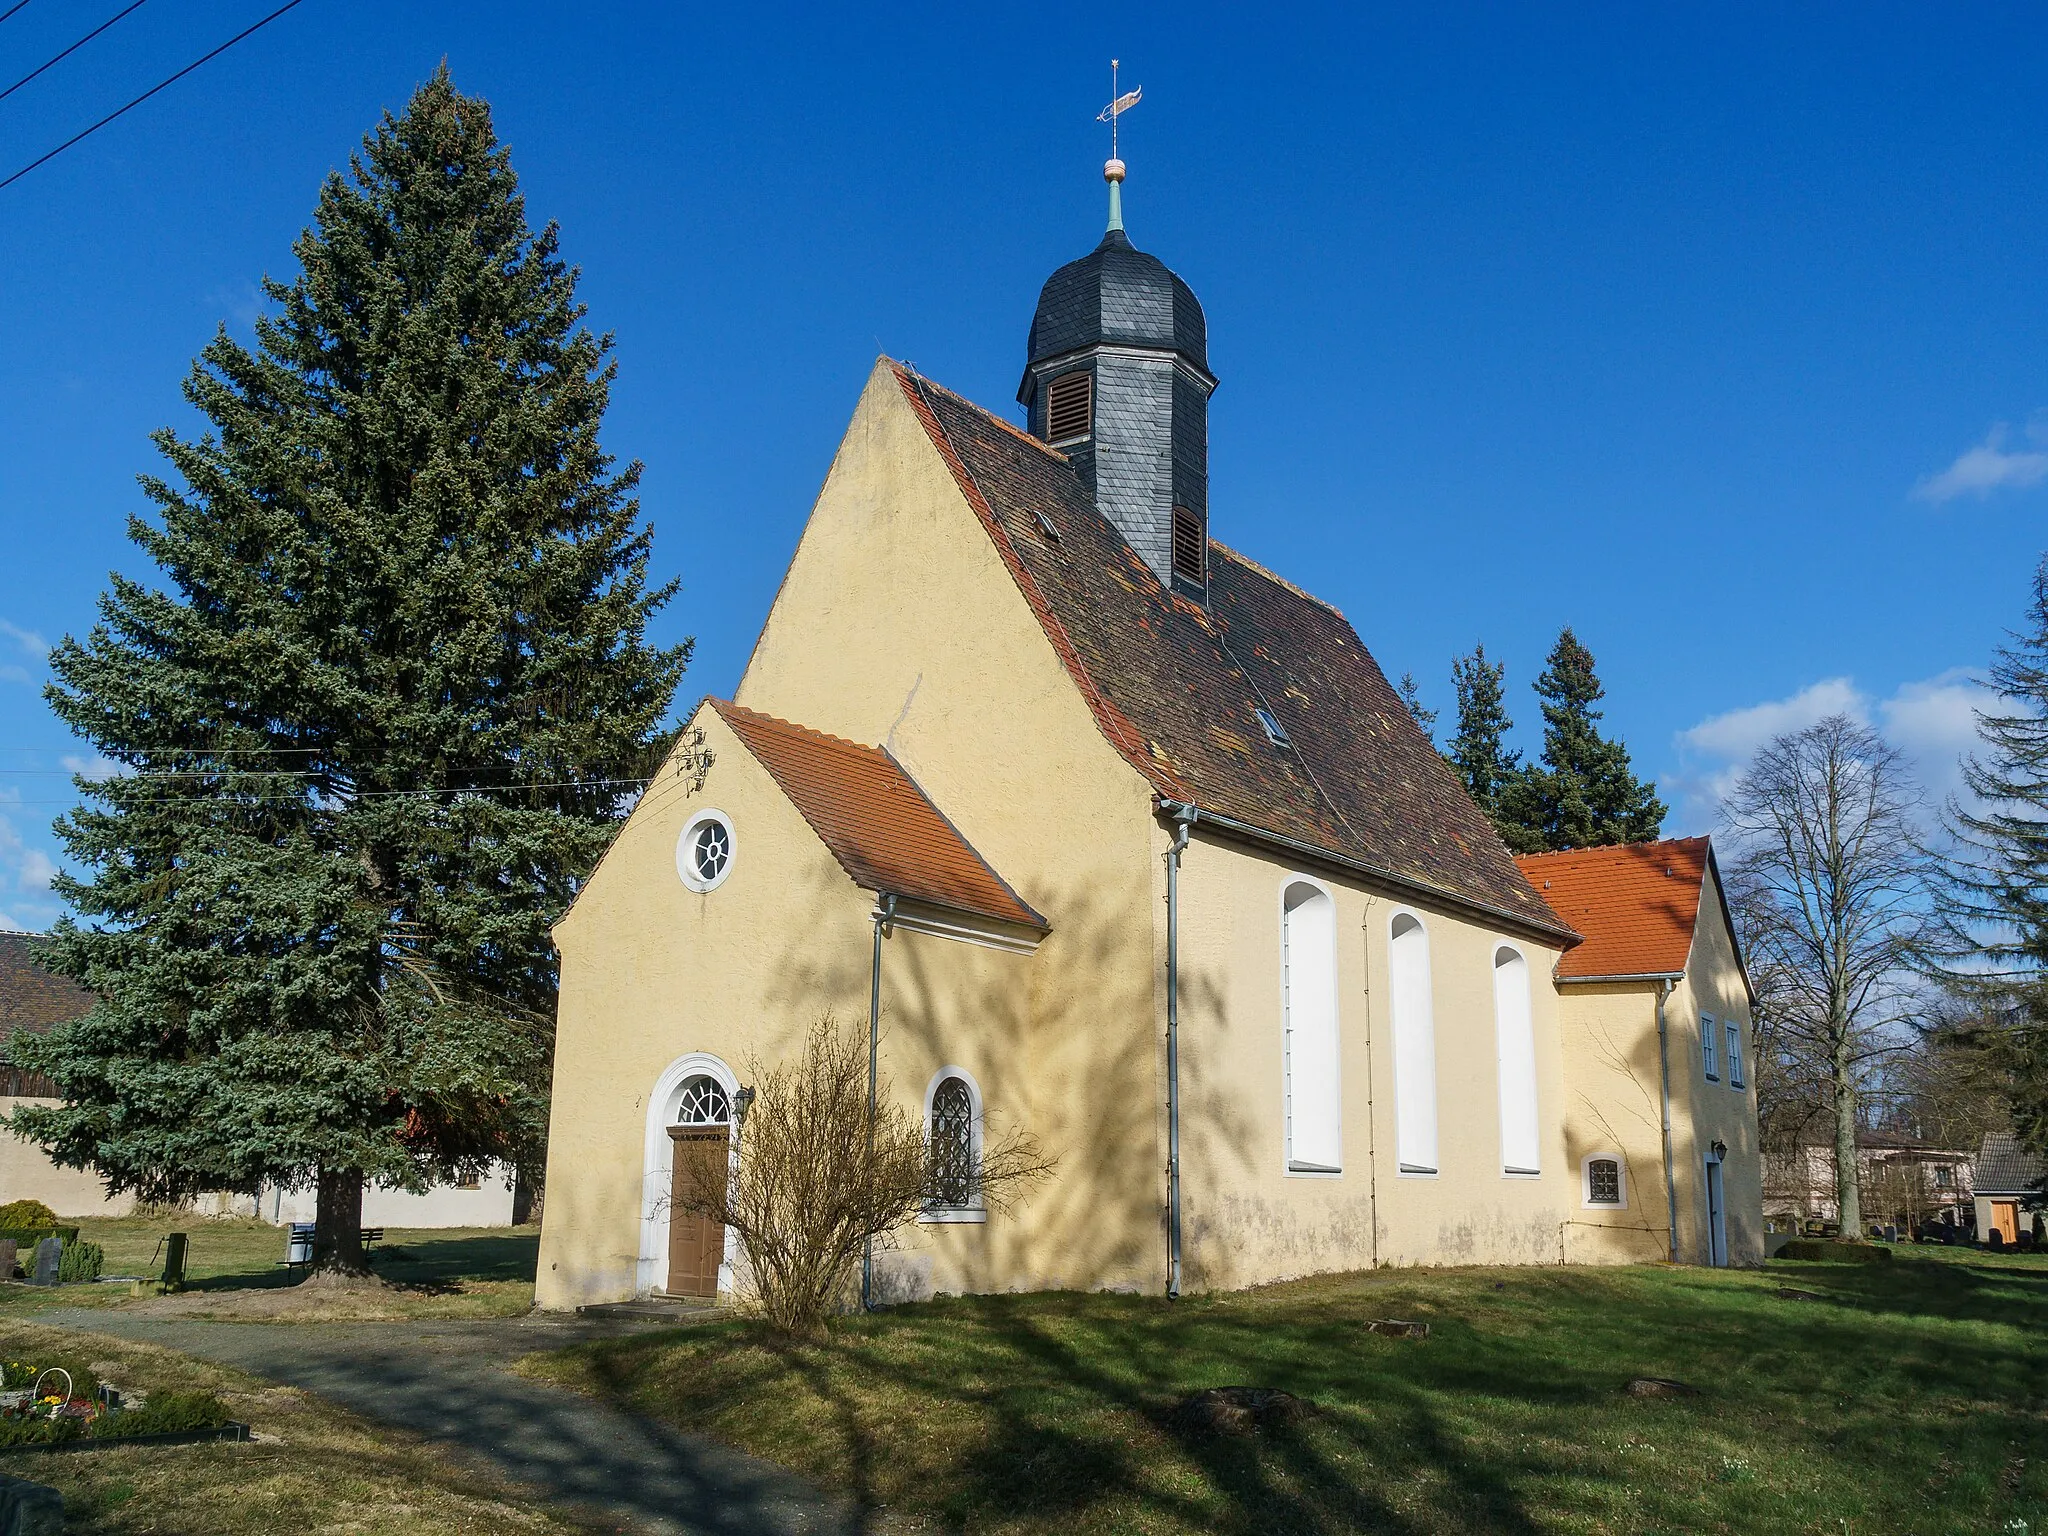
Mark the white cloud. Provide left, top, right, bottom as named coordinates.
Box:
left=1679, top=677, right=1867, bottom=760
left=15, top=850, right=56, bottom=892
left=61, top=754, right=127, bottom=783
left=1914, top=420, right=2048, bottom=504
left=0, top=620, right=47, bottom=658
left=0, top=665, right=28, bottom=686
left=1670, top=670, right=1985, bottom=831
left=0, top=812, right=60, bottom=932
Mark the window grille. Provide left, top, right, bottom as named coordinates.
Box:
left=1045, top=371, right=1092, bottom=442
left=928, top=1077, right=977, bottom=1207
left=1701, top=1014, right=1719, bottom=1080
left=1586, top=1158, right=1622, bottom=1205
left=691, top=820, right=730, bottom=885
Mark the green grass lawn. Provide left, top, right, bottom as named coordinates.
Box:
left=0, top=1217, right=540, bottom=1319
left=0, top=1316, right=600, bottom=1534
left=525, top=1244, right=2048, bottom=1535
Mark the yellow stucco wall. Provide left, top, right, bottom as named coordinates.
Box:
left=0, top=1101, right=133, bottom=1217
left=1553, top=868, right=1764, bottom=1268
left=1669, top=884, right=1765, bottom=1266
left=1555, top=984, right=1672, bottom=1264
left=1172, top=830, right=1576, bottom=1288
left=539, top=363, right=1169, bottom=1307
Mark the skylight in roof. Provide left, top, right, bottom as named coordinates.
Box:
left=1255, top=707, right=1291, bottom=749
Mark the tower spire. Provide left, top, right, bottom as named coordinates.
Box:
left=1097, top=59, right=1140, bottom=235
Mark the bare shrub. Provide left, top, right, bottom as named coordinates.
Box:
left=671, top=1014, right=1053, bottom=1337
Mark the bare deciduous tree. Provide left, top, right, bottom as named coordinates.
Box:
left=1721, top=714, right=1928, bottom=1238
left=672, top=1014, right=1054, bottom=1337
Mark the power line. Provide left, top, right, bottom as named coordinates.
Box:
left=0, top=0, right=149, bottom=107
left=0, top=2, right=35, bottom=26
left=0, top=0, right=308, bottom=194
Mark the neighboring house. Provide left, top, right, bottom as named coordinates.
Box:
left=1763, top=1131, right=1974, bottom=1235
left=536, top=172, right=1766, bottom=1309
left=0, top=929, right=133, bottom=1217
left=1514, top=839, right=1764, bottom=1267
left=2, top=931, right=518, bottom=1228
left=1973, top=1132, right=2045, bottom=1246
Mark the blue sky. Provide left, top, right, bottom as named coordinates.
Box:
left=2, top=2, right=2045, bottom=929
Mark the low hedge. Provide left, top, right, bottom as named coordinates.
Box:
left=56, top=1241, right=102, bottom=1284
left=1779, top=1239, right=1894, bottom=1263
left=0, top=1390, right=229, bottom=1449
left=0, top=1227, right=81, bottom=1251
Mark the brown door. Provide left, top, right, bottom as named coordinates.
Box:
left=1993, top=1200, right=2020, bottom=1246
left=666, top=1126, right=729, bottom=1297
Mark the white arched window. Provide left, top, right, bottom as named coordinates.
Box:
left=1493, top=945, right=1540, bottom=1176
left=921, top=1068, right=986, bottom=1223
left=1282, top=880, right=1342, bottom=1173
left=1389, top=912, right=1438, bottom=1175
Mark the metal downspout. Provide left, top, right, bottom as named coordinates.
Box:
left=1163, top=803, right=1197, bottom=1298
left=1656, top=977, right=1679, bottom=1264
left=862, top=893, right=897, bottom=1311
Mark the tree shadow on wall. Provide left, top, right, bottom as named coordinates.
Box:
left=758, top=877, right=1246, bottom=1301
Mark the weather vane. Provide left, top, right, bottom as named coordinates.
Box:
left=1097, top=59, right=1141, bottom=232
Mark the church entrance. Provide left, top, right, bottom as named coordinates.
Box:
left=664, top=1074, right=731, bottom=1298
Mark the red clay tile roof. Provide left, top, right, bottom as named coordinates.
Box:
left=1514, top=838, right=1714, bottom=979
left=0, top=931, right=94, bottom=1037
left=892, top=364, right=1575, bottom=943
left=711, top=699, right=1045, bottom=930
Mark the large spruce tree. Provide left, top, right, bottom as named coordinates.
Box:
left=1508, top=628, right=1665, bottom=851
left=11, top=69, right=688, bottom=1271
left=1446, top=644, right=1543, bottom=851
left=1928, top=558, right=2048, bottom=1156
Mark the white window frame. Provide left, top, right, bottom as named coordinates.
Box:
left=1493, top=942, right=1541, bottom=1177
left=1726, top=1020, right=1745, bottom=1089
left=1701, top=1012, right=1719, bottom=1082
left=1581, top=1153, right=1628, bottom=1209
left=919, top=1067, right=987, bottom=1223
left=1280, top=876, right=1342, bottom=1177
left=676, top=808, right=737, bottom=894
left=1388, top=908, right=1439, bottom=1176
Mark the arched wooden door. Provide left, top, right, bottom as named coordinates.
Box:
left=665, top=1074, right=731, bottom=1298
left=667, top=1128, right=729, bottom=1296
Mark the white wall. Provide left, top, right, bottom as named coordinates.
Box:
left=257, top=1164, right=519, bottom=1228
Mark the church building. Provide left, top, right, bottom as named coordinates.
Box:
left=534, top=158, right=1760, bottom=1309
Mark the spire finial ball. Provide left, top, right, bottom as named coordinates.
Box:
left=1104, top=158, right=1126, bottom=184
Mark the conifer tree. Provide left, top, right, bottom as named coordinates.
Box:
left=1926, top=558, right=2048, bottom=1155
left=1515, top=628, right=1665, bottom=851
left=1396, top=672, right=1437, bottom=741
left=9, top=70, right=688, bottom=1273
left=1446, top=645, right=1543, bottom=850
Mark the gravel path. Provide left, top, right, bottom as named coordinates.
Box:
left=37, top=1309, right=861, bottom=1536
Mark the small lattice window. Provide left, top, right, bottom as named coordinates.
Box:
left=928, top=1077, right=977, bottom=1208
left=1171, top=505, right=1206, bottom=582
left=676, top=1075, right=731, bottom=1125
left=1586, top=1158, right=1622, bottom=1206
left=1045, top=371, right=1092, bottom=442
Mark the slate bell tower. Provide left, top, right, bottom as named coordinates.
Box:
left=1019, top=151, right=1217, bottom=598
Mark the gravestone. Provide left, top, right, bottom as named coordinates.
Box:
left=0, top=1240, right=16, bottom=1282
left=0, top=1471, right=62, bottom=1534
left=30, top=1238, right=60, bottom=1287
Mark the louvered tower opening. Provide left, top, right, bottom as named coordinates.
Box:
left=1045, top=371, right=1093, bottom=443
left=1171, top=504, right=1206, bottom=584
